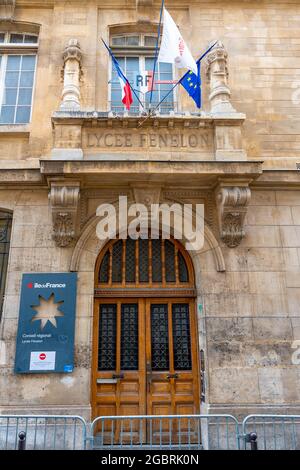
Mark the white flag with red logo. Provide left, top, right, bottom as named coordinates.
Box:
left=158, top=8, right=197, bottom=75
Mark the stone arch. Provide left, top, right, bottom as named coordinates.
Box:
left=70, top=201, right=226, bottom=415
left=70, top=208, right=226, bottom=276
left=0, top=20, right=41, bottom=35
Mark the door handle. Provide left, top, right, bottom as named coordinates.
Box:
left=167, top=373, right=179, bottom=379
left=112, top=373, right=124, bottom=380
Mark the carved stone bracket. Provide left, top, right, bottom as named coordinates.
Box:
left=215, top=181, right=251, bottom=248
left=132, top=184, right=161, bottom=230
left=132, top=184, right=161, bottom=209
left=60, top=39, right=83, bottom=111
left=49, top=181, right=80, bottom=247
left=0, top=0, right=15, bottom=20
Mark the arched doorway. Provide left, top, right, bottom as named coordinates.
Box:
left=92, top=236, right=200, bottom=422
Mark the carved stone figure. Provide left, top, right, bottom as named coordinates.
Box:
left=206, top=41, right=236, bottom=113
left=60, top=39, right=83, bottom=110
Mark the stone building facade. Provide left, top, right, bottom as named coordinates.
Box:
left=0, top=0, right=299, bottom=422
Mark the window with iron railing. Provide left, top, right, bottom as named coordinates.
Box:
left=110, top=34, right=176, bottom=115
left=0, top=32, right=38, bottom=124
left=0, top=211, right=12, bottom=321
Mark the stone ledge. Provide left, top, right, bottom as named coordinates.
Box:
left=52, top=110, right=246, bottom=128
left=0, top=168, right=43, bottom=185
left=0, top=124, right=30, bottom=135
left=40, top=159, right=262, bottom=181
left=253, top=170, right=300, bottom=188
left=0, top=159, right=39, bottom=169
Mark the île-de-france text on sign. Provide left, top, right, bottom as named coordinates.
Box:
left=15, top=273, right=77, bottom=374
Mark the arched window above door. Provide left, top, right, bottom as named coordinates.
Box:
left=95, top=236, right=194, bottom=289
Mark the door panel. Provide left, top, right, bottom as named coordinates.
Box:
left=145, top=299, right=200, bottom=443
left=92, top=298, right=200, bottom=443
left=93, top=299, right=146, bottom=443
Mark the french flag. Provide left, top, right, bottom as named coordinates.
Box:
left=115, top=62, right=133, bottom=111
left=102, top=39, right=133, bottom=111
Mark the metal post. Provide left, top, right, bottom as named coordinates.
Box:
left=18, top=431, right=26, bottom=450
left=245, top=432, right=258, bottom=450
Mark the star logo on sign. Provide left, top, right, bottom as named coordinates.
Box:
left=31, top=293, right=64, bottom=329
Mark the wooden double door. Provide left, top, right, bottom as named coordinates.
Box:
left=92, top=298, right=200, bottom=428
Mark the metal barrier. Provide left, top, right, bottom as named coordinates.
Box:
left=0, top=415, right=87, bottom=450
left=90, top=414, right=240, bottom=450
left=2, top=413, right=300, bottom=450
left=242, top=415, right=300, bottom=450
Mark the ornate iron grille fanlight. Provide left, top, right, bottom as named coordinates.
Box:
left=97, top=236, right=191, bottom=287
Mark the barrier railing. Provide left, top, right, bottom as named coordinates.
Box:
left=0, top=415, right=87, bottom=450
left=2, top=413, right=300, bottom=450
left=90, top=414, right=240, bottom=450
left=242, top=415, right=300, bottom=450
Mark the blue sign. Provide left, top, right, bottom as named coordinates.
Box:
left=15, top=273, right=77, bottom=374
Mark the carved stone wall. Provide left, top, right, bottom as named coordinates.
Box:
left=0, top=0, right=15, bottom=20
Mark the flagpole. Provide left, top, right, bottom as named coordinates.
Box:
left=149, top=0, right=165, bottom=108
left=101, top=38, right=146, bottom=110
left=148, top=40, right=218, bottom=118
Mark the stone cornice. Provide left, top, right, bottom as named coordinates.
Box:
left=0, top=168, right=43, bottom=185
left=40, top=159, right=262, bottom=177
left=1, top=165, right=300, bottom=189
left=40, top=160, right=263, bottom=191
left=51, top=111, right=246, bottom=129
left=14, top=0, right=290, bottom=6
left=252, top=170, right=300, bottom=189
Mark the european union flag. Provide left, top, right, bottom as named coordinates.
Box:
left=180, top=60, right=201, bottom=109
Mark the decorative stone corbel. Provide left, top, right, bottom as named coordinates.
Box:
left=132, top=185, right=161, bottom=209
left=49, top=181, right=80, bottom=247
left=206, top=41, right=235, bottom=114
left=0, top=0, right=15, bottom=20
left=60, top=39, right=83, bottom=111
left=215, top=182, right=251, bottom=248
left=132, top=185, right=161, bottom=231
